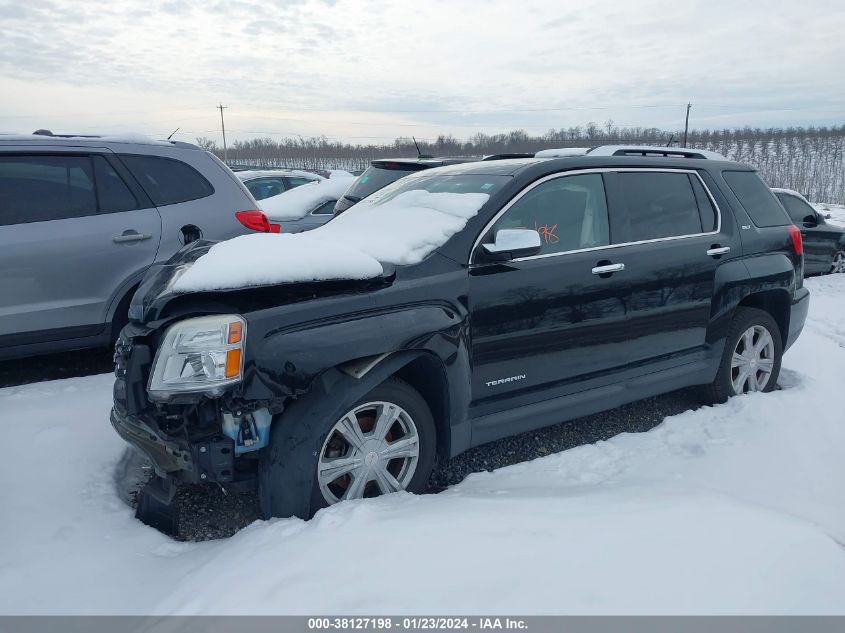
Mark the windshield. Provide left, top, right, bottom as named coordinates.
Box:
left=353, top=172, right=510, bottom=210
left=343, top=165, right=419, bottom=201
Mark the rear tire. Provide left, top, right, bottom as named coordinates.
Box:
left=701, top=307, right=783, bottom=404
left=259, top=377, right=436, bottom=520
left=830, top=250, right=845, bottom=274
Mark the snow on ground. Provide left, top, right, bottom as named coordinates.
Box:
left=813, top=201, right=845, bottom=228
left=260, top=176, right=354, bottom=221
left=1, top=276, right=844, bottom=615
left=174, top=190, right=489, bottom=293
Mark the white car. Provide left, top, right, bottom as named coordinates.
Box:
left=259, top=175, right=356, bottom=233
left=235, top=169, right=324, bottom=201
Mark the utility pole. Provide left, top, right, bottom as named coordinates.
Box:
left=683, top=102, right=692, bottom=148
left=217, top=103, right=228, bottom=163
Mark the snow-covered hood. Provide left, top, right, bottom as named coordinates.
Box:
left=128, top=240, right=389, bottom=323
left=129, top=189, right=490, bottom=322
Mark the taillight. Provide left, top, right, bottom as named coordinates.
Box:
left=787, top=224, right=803, bottom=255
left=235, top=210, right=281, bottom=233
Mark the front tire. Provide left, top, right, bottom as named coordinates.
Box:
left=701, top=307, right=783, bottom=404
left=259, top=378, right=436, bottom=519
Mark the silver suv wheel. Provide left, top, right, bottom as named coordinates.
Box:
left=317, top=401, right=420, bottom=504
left=830, top=251, right=845, bottom=274
left=731, top=324, right=776, bottom=394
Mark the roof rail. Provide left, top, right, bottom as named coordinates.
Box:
left=586, top=145, right=728, bottom=160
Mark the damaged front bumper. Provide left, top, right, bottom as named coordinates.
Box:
left=111, top=322, right=276, bottom=488
left=110, top=406, right=238, bottom=485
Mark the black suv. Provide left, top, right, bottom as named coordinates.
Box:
left=111, top=155, right=809, bottom=530
left=333, top=157, right=480, bottom=213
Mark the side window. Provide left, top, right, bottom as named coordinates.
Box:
left=285, top=176, right=315, bottom=188
left=118, top=154, right=214, bottom=206
left=0, top=154, right=97, bottom=225
left=690, top=174, right=718, bottom=232
left=617, top=172, right=703, bottom=241
left=312, top=200, right=336, bottom=215
left=722, top=171, right=789, bottom=227
left=491, top=173, right=610, bottom=255
left=246, top=177, right=285, bottom=200
left=776, top=193, right=815, bottom=224
left=92, top=156, right=138, bottom=213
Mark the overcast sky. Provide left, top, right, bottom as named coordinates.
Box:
left=1, top=0, right=843, bottom=145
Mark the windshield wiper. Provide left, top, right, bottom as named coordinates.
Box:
left=344, top=194, right=362, bottom=203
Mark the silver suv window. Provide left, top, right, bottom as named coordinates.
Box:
left=0, top=154, right=97, bottom=224
left=119, top=154, right=214, bottom=206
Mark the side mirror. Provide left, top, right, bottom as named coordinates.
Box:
left=802, top=214, right=818, bottom=228
left=481, top=228, right=542, bottom=261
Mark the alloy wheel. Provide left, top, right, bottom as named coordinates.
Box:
left=830, top=251, right=845, bottom=274
left=731, top=325, right=776, bottom=394
left=317, top=401, right=420, bottom=504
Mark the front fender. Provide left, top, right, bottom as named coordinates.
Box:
left=240, top=302, right=468, bottom=404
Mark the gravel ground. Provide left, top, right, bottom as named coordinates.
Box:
left=167, top=387, right=703, bottom=541
left=0, top=347, right=113, bottom=388
left=4, top=347, right=702, bottom=542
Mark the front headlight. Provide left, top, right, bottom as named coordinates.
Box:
left=148, top=314, right=246, bottom=399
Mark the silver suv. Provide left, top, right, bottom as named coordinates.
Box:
left=0, top=132, right=260, bottom=360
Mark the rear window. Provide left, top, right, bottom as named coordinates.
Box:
left=119, top=154, right=214, bottom=206
left=722, top=171, right=790, bottom=227
left=0, top=155, right=97, bottom=225
left=343, top=165, right=418, bottom=202
left=616, top=172, right=704, bottom=242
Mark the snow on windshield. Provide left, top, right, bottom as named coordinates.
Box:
left=260, top=176, right=355, bottom=221
left=173, top=188, right=490, bottom=292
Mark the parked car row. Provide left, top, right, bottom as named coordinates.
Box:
left=2, top=133, right=840, bottom=372
left=106, top=149, right=811, bottom=533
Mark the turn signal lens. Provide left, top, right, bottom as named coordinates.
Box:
left=228, top=321, right=242, bottom=344
left=225, top=349, right=242, bottom=378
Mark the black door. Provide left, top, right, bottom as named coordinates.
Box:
left=468, top=172, right=631, bottom=416
left=603, top=169, right=738, bottom=371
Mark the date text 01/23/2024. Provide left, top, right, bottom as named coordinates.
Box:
left=307, top=617, right=528, bottom=630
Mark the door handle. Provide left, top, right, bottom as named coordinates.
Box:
left=706, top=246, right=731, bottom=257
left=591, top=263, right=625, bottom=275
left=113, top=232, right=152, bottom=243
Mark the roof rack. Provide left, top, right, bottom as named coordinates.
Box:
left=586, top=145, right=728, bottom=160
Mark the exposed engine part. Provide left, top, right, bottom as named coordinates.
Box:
left=221, top=408, right=272, bottom=455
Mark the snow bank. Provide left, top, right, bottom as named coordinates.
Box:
left=812, top=201, right=845, bottom=228
left=236, top=169, right=324, bottom=182
left=260, top=176, right=354, bottom=221
left=174, top=189, right=489, bottom=292
left=534, top=147, right=591, bottom=157
left=1, top=276, right=845, bottom=614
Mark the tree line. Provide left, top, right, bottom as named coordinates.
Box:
left=197, top=123, right=845, bottom=203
